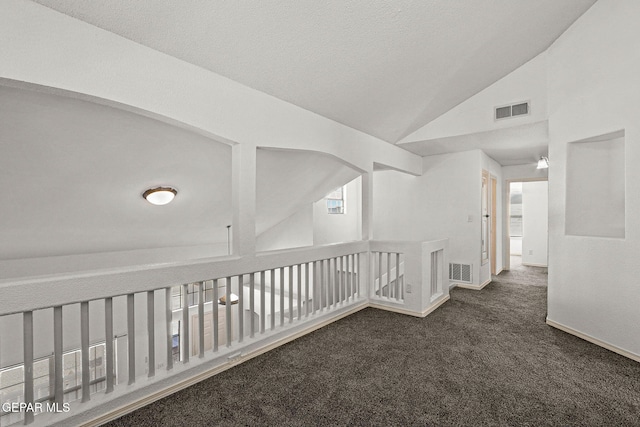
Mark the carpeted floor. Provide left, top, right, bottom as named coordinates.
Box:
left=106, top=266, right=640, bottom=426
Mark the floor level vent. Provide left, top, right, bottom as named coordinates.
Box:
left=449, top=263, right=472, bottom=284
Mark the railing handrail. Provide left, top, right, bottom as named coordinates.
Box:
left=0, top=241, right=368, bottom=316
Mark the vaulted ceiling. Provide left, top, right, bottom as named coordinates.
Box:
left=31, top=0, right=596, bottom=143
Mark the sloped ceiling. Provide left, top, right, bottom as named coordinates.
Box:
left=30, top=0, right=596, bottom=143
left=257, top=148, right=360, bottom=235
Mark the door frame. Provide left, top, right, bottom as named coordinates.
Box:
left=504, top=177, right=548, bottom=271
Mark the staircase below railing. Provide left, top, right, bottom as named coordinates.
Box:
left=0, top=239, right=448, bottom=426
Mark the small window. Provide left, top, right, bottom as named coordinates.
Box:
left=326, top=186, right=345, bottom=214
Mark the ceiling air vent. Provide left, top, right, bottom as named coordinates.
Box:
left=495, top=101, right=530, bottom=120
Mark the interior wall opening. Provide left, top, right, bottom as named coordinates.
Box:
left=506, top=179, right=548, bottom=270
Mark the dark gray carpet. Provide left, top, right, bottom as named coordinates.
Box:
left=105, top=267, right=640, bottom=426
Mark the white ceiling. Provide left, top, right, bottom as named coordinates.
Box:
left=31, top=0, right=596, bottom=143
left=257, top=148, right=360, bottom=235
left=400, top=121, right=549, bottom=166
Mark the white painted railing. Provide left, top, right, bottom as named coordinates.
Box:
left=369, top=239, right=449, bottom=317
left=0, top=239, right=447, bottom=426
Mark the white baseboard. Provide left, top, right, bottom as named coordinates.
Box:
left=369, top=294, right=450, bottom=318
left=455, top=278, right=491, bottom=291
left=494, top=268, right=503, bottom=275
left=546, top=318, right=640, bottom=363
left=522, top=262, right=547, bottom=267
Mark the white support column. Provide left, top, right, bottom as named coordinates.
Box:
left=231, top=142, right=257, bottom=256
left=361, top=169, right=374, bottom=241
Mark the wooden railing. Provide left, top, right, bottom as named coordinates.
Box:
left=0, top=239, right=448, bottom=426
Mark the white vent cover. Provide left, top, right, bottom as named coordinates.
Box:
left=495, top=101, right=529, bottom=120
left=449, top=263, right=472, bottom=284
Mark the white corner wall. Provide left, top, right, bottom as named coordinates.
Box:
left=313, top=177, right=362, bottom=245
left=256, top=206, right=314, bottom=252
left=521, top=181, right=548, bottom=267
left=374, top=150, right=492, bottom=287
left=547, top=0, right=640, bottom=358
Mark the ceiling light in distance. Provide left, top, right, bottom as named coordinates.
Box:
left=536, top=156, right=549, bottom=169
left=143, top=187, right=177, bottom=205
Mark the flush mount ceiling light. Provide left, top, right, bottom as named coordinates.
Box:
left=218, top=293, right=239, bottom=305
left=536, top=156, right=549, bottom=169
left=143, top=187, right=177, bottom=205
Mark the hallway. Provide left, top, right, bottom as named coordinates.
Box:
left=106, top=267, right=640, bottom=427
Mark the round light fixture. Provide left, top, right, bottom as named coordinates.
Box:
left=143, top=187, right=177, bottom=205
left=218, top=293, right=239, bottom=305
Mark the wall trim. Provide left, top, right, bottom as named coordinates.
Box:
left=522, top=262, right=547, bottom=268
left=369, top=294, right=450, bottom=318
left=455, top=278, right=491, bottom=290
left=546, top=318, right=640, bottom=364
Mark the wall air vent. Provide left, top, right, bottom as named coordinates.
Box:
left=449, top=262, right=472, bottom=284
left=495, top=101, right=530, bottom=120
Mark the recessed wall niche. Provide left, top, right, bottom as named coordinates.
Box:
left=565, top=130, right=625, bottom=238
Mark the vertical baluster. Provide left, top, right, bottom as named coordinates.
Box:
left=338, top=257, right=343, bottom=305
left=53, top=306, right=65, bottom=402
left=147, top=291, right=156, bottom=376
left=181, top=285, right=190, bottom=362
left=378, top=252, right=382, bottom=299
left=105, top=298, right=115, bottom=391
left=81, top=301, right=90, bottom=401
left=213, top=279, right=219, bottom=352
left=260, top=271, right=266, bottom=333
left=250, top=273, right=255, bottom=338
left=297, top=264, right=302, bottom=320
left=328, top=259, right=334, bottom=308
left=280, top=267, right=285, bottom=325
left=386, top=252, right=391, bottom=300
left=127, top=294, right=136, bottom=383
left=197, top=283, right=204, bottom=358
left=238, top=276, right=244, bottom=343
left=23, top=311, right=34, bottom=424
left=353, top=254, right=360, bottom=298
left=313, top=261, right=318, bottom=314
left=396, top=253, right=401, bottom=301
left=305, top=263, right=310, bottom=317
left=319, top=260, right=325, bottom=311
left=165, top=288, right=174, bottom=370
left=346, top=255, right=351, bottom=302
left=289, top=266, right=294, bottom=323
left=270, top=269, right=276, bottom=330
left=226, top=277, right=232, bottom=347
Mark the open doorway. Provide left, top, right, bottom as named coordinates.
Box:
left=506, top=180, right=548, bottom=270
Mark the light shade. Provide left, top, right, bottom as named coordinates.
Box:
left=218, top=293, right=239, bottom=305
left=143, top=187, right=177, bottom=205
left=536, top=156, right=549, bottom=169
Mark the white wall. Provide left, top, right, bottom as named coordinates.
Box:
left=256, top=206, right=313, bottom=252
left=400, top=52, right=547, bottom=143
left=374, top=150, right=491, bottom=286
left=547, top=0, right=640, bottom=357
left=0, top=243, right=228, bottom=280
left=522, top=181, right=548, bottom=266
left=313, top=177, right=362, bottom=245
